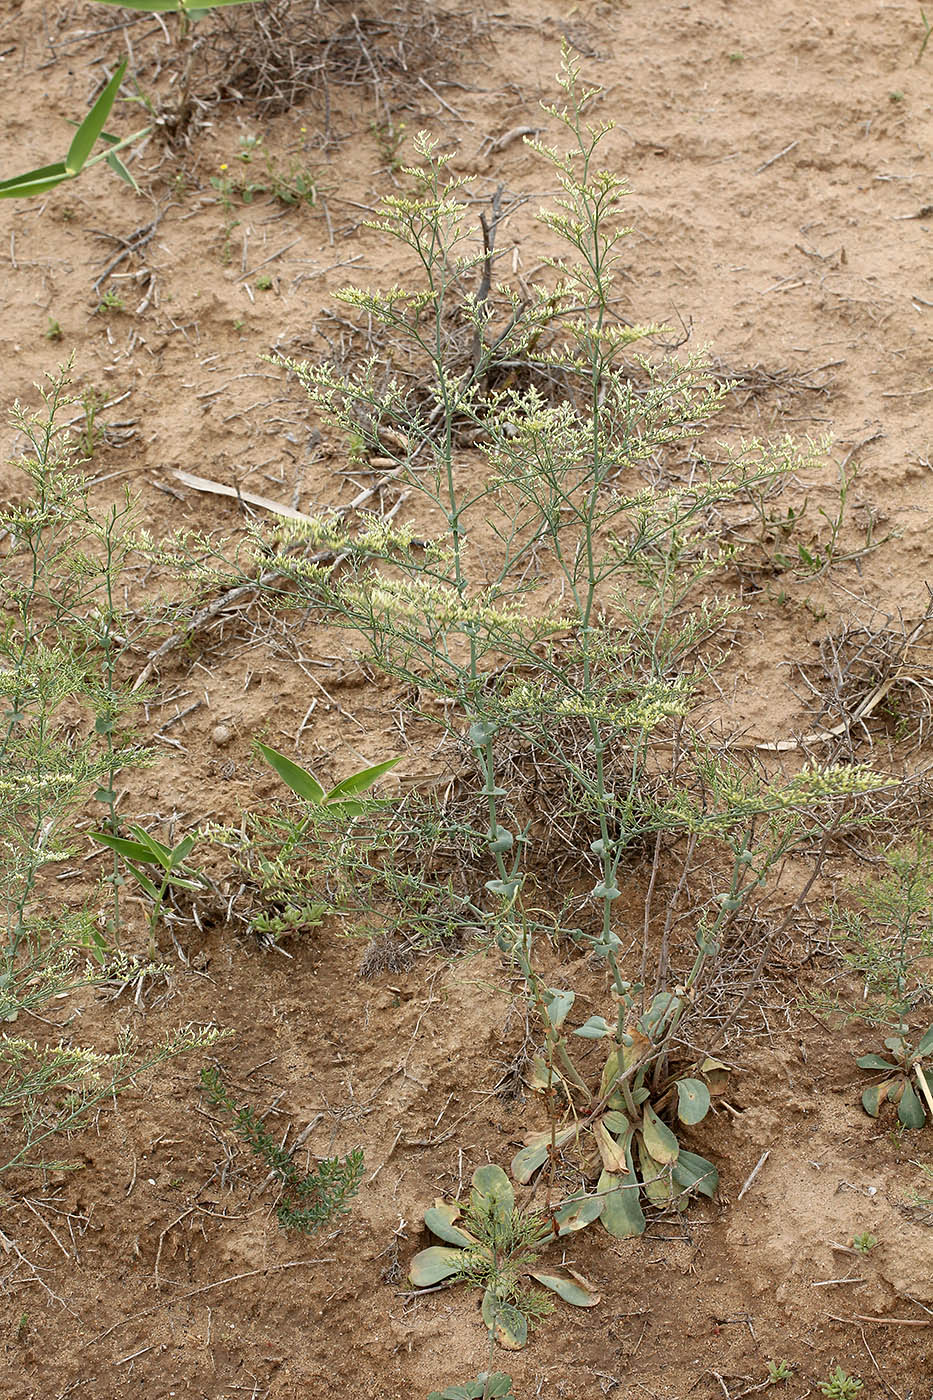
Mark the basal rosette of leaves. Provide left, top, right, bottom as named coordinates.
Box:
left=427, top=1376, right=515, bottom=1400
left=857, top=1023, right=933, bottom=1130
left=408, top=1164, right=600, bottom=1350
left=511, top=988, right=723, bottom=1238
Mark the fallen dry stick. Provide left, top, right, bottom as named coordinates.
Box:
left=132, top=547, right=337, bottom=692
left=172, top=468, right=319, bottom=524
left=757, top=615, right=928, bottom=752
left=827, top=1313, right=933, bottom=1327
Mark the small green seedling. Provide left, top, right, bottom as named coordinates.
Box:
left=767, top=1361, right=792, bottom=1384
left=428, top=1376, right=515, bottom=1400
left=255, top=275, right=273, bottom=291
left=257, top=742, right=400, bottom=817
left=45, top=318, right=63, bottom=342
left=96, top=289, right=125, bottom=313
left=857, top=1023, right=933, bottom=1129
left=409, top=1164, right=600, bottom=1350
left=851, top=1231, right=878, bottom=1256
left=818, top=1368, right=863, bottom=1400
left=90, top=824, right=207, bottom=957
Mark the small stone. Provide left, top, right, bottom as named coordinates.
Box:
left=212, top=724, right=233, bottom=747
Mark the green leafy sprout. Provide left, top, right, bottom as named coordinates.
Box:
left=0, top=1, right=275, bottom=201
left=257, top=742, right=400, bottom=818
left=818, top=1368, right=863, bottom=1400
left=90, top=824, right=208, bottom=959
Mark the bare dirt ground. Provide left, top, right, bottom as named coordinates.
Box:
left=1, top=1, right=933, bottom=1397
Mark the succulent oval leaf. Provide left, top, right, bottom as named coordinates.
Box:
left=596, top=1167, right=646, bottom=1238
left=528, top=1266, right=601, bottom=1307
left=699, top=1055, right=730, bottom=1095
left=914, top=1024, right=933, bottom=1058
left=427, top=1375, right=516, bottom=1400
left=510, top=1126, right=575, bottom=1185
left=621, top=1028, right=652, bottom=1072
left=642, top=1104, right=680, bottom=1164
left=856, top=1053, right=899, bottom=1071
left=675, top=1078, right=711, bottom=1125
left=483, top=1378, right=517, bottom=1400
left=424, top=1202, right=476, bottom=1248
left=594, top=1119, right=628, bottom=1174
left=638, top=992, right=682, bottom=1039
left=574, top=1015, right=613, bottom=1039
left=637, top=1137, right=676, bottom=1206
left=552, top=1192, right=603, bottom=1236
left=599, top=1046, right=622, bottom=1098
left=898, top=1078, right=927, bottom=1129
left=471, top=1164, right=514, bottom=1221
left=543, top=987, right=575, bottom=1029
left=672, top=1148, right=719, bottom=1200
left=524, top=1055, right=564, bottom=1094
left=603, top=1109, right=629, bottom=1135
left=861, top=1081, right=894, bottom=1117
left=481, top=1290, right=528, bottom=1350
left=409, top=1245, right=467, bottom=1287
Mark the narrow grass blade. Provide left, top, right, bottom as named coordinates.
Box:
left=66, top=62, right=126, bottom=175
left=91, top=831, right=159, bottom=864
left=324, top=756, right=401, bottom=803
left=106, top=149, right=139, bottom=191
left=257, top=742, right=325, bottom=804
left=0, top=161, right=69, bottom=198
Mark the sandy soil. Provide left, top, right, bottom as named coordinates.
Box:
left=1, top=1, right=933, bottom=1397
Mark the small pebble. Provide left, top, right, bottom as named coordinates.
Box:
left=211, top=724, right=233, bottom=747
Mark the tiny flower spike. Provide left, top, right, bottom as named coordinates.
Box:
left=408, top=1165, right=600, bottom=1350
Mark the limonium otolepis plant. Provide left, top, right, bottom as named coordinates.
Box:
left=212, top=50, right=887, bottom=1232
